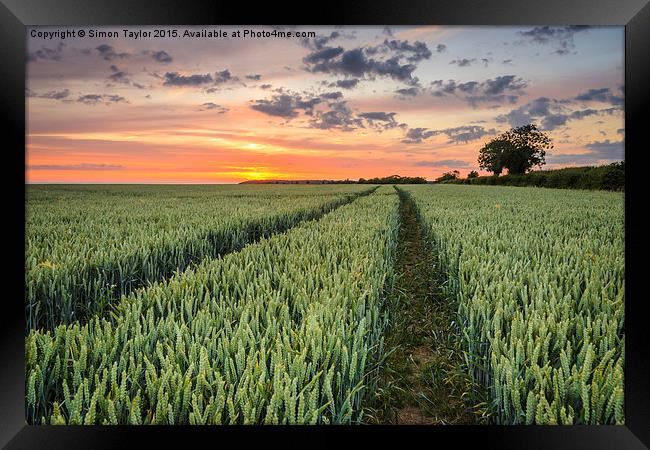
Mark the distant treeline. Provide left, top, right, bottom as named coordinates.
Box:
left=358, top=175, right=428, bottom=184
left=441, top=162, right=624, bottom=191
left=240, top=179, right=355, bottom=184
left=242, top=175, right=428, bottom=185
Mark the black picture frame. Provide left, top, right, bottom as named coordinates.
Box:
left=2, top=0, right=648, bottom=448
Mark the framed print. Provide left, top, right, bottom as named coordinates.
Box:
left=2, top=0, right=649, bottom=448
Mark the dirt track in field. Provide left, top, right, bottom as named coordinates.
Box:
left=363, top=187, right=477, bottom=425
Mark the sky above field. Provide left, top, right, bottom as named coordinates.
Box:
left=26, top=25, right=624, bottom=183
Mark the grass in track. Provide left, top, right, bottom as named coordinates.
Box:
left=363, top=186, right=483, bottom=425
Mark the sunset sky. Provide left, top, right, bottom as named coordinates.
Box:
left=26, top=25, right=624, bottom=183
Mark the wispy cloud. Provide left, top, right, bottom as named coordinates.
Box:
left=96, top=44, right=130, bottom=61
left=431, top=75, right=527, bottom=107
left=27, top=43, right=66, bottom=62
left=26, top=88, right=70, bottom=100
left=402, top=125, right=496, bottom=144
left=250, top=92, right=323, bottom=118
left=517, top=26, right=590, bottom=55
left=574, top=87, right=623, bottom=106
left=77, top=94, right=128, bottom=105
left=547, top=139, right=623, bottom=164
left=414, top=159, right=470, bottom=167
left=395, top=87, right=419, bottom=97
left=163, top=72, right=214, bottom=86
left=148, top=50, right=173, bottom=63
left=449, top=57, right=476, bottom=67
left=496, top=95, right=621, bottom=130
left=197, top=102, right=229, bottom=114
left=29, top=163, right=126, bottom=171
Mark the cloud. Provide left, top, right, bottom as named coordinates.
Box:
left=96, top=44, right=129, bottom=61
left=303, top=46, right=345, bottom=63
left=574, top=87, right=623, bottom=106
left=431, top=75, right=527, bottom=106
left=306, top=48, right=417, bottom=82
left=499, top=99, right=552, bottom=128
left=149, top=50, right=173, bottom=63
left=29, top=163, right=125, bottom=171
left=382, top=39, right=432, bottom=62
left=585, top=140, right=624, bottom=159
left=436, top=44, right=447, bottom=53
left=245, top=74, right=262, bottom=81
left=496, top=96, right=621, bottom=130
left=108, top=65, right=130, bottom=83
left=568, top=108, right=603, bottom=120
left=541, top=114, right=569, bottom=129
left=203, top=71, right=240, bottom=92
left=496, top=97, right=556, bottom=128
left=307, top=101, right=402, bottom=132
left=402, top=125, right=495, bottom=144
left=158, top=69, right=238, bottom=89
left=320, top=91, right=344, bottom=100
left=438, top=125, right=496, bottom=143
left=300, top=31, right=346, bottom=51
left=163, top=72, right=213, bottom=86
left=401, top=127, right=437, bottom=144
left=27, top=43, right=66, bottom=62
left=395, top=87, right=419, bottom=97
left=431, top=79, right=461, bottom=96
left=547, top=139, right=623, bottom=164
left=26, top=88, right=70, bottom=100
left=250, top=95, right=300, bottom=118
left=197, top=102, right=229, bottom=113
left=106, top=65, right=146, bottom=89
left=303, top=40, right=431, bottom=85
left=308, top=101, right=361, bottom=131
left=466, top=96, right=518, bottom=108
left=449, top=58, right=476, bottom=67
left=357, top=111, right=397, bottom=123
left=482, top=76, right=527, bottom=95
left=335, top=79, right=360, bottom=89
left=260, top=84, right=272, bottom=90
left=250, top=93, right=322, bottom=118
left=253, top=87, right=403, bottom=132
left=214, top=69, right=234, bottom=83
left=517, top=26, right=590, bottom=55
left=77, top=94, right=127, bottom=105
left=414, top=159, right=470, bottom=167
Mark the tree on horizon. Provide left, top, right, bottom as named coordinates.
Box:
left=478, top=124, right=552, bottom=176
